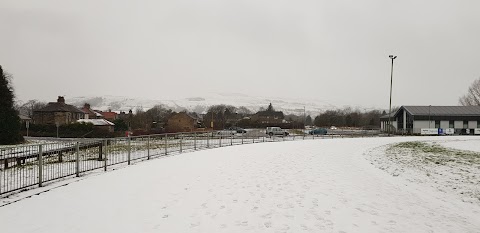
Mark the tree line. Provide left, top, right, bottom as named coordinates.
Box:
left=14, top=65, right=480, bottom=143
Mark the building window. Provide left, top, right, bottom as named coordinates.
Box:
left=449, top=120, right=454, bottom=128
left=463, top=120, right=468, bottom=128
left=435, top=120, right=440, bottom=128
left=477, top=121, right=480, bottom=128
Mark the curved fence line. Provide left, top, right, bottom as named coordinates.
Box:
left=1, top=130, right=380, bottom=196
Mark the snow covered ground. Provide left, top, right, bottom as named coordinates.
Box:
left=1, top=136, right=480, bottom=233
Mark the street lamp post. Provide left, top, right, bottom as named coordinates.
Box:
left=388, top=55, right=397, bottom=136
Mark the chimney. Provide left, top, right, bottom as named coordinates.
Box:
left=84, top=103, right=91, bottom=109
left=57, top=96, right=65, bottom=104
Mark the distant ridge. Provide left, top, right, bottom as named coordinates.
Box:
left=64, top=93, right=341, bottom=116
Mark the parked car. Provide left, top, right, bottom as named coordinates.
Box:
left=266, top=127, right=289, bottom=136
left=309, top=128, right=328, bottom=135
left=330, top=126, right=338, bottom=130
left=216, top=129, right=236, bottom=135
left=227, top=127, right=247, bottom=134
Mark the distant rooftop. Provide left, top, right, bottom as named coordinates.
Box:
left=77, top=119, right=115, bottom=126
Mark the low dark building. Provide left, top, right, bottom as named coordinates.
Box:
left=251, top=110, right=285, bottom=124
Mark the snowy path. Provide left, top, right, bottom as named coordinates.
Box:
left=1, top=137, right=479, bottom=233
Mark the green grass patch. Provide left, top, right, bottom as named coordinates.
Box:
left=389, top=141, right=480, bottom=164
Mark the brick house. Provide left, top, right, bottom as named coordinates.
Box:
left=33, top=96, right=85, bottom=125
left=81, top=103, right=103, bottom=119
left=166, top=112, right=200, bottom=132
left=250, top=110, right=285, bottom=124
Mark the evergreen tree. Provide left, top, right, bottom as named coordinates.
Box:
left=305, top=115, right=313, bottom=125
left=266, top=103, right=274, bottom=112
left=0, top=65, right=24, bottom=144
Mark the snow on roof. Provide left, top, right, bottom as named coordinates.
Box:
left=77, top=119, right=115, bottom=126
left=36, top=102, right=84, bottom=114
left=18, top=114, right=31, bottom=120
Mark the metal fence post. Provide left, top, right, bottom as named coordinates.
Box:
left=164, top=134, right=168, bottom=155
left=241, top=135, right=244, bottom=144
left=128, top=137, right=131, bottom=165
left=75, top=142, right=80, bottom=177
left=219, top=135, right=222, bottom=147
left=194, top=132, right=197, bottom=150
left=98, top=141, right=103, bottom=161
left=38, top=144, right=43, bottom=187
left=230, top=134, right=233, bottom=146
left=207, top=132, right=210, bottom=148
left=180, top=133, right=183, bottom=153
left=104, top=139, right=107, bottom=172
left=147, top=136, right=150, bottom=160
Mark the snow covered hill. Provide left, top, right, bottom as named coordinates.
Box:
left=1, top=136, right=479, bottom=233
left=64, top=93, right=341, bottom=115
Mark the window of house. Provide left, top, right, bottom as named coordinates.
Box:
left=435, top=120, right=440, bottom=128
left=477, top=121, right=480, bottom=128
left=463, top=120, right=468, bottom=128
left=449, top=120, right=454, bottom=128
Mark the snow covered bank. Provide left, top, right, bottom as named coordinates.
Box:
left=1, top=137, right=480, bottom=232
left=366, top=136, right=480, bottom=205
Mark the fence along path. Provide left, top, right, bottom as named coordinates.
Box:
left=0, top=131, right=378, bottom=196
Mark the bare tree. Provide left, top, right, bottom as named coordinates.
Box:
left=236, top=106, right=252, bottom=116
left=18, top=100, right=47, bottom=117
left=459, top=78, right=480, bottom=106
left=206, top=104, right=237, bottom=129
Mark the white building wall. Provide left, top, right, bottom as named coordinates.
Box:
left=440, top=121, right=449, bottom=129
left=454, top=121, right=463, bottom=129
left=413, top=120, right=434, bottom=129
left=380, top=120, right=397, bottom=131
left=468, top=121, right=477, bottom=129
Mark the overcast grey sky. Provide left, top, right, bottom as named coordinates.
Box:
left=1, top=0, right=479, bottom=109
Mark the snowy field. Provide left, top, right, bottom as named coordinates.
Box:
left=1, top=136, right=480, bottom=233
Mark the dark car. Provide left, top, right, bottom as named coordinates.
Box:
left=309, top=128, right=328, bottom=135
left=228, top=127, right=247, bottom=134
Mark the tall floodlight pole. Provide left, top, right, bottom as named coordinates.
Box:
left=428, top=105, right=431, bottom=128
left=303, top=106, right=306, bottom=129
left=388, top=55, right=397, bottom=136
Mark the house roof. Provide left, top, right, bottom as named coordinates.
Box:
left=186, top=112, right=200, bottom=120
left=101, top=112, right=117, bottom=119
left=35, top=102, right=84, bottom=114
left=77, top=119, right=115, bottom=126
left=397, top=106, right=480, bottom=117
left=255, top=110, right=284, bottom=118
left=379, top=113, right=395, bottom=119
left=81, top=107, right=103, bottom=117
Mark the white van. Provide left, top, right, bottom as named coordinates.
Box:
left=266, top=127, right=289, bottom=136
